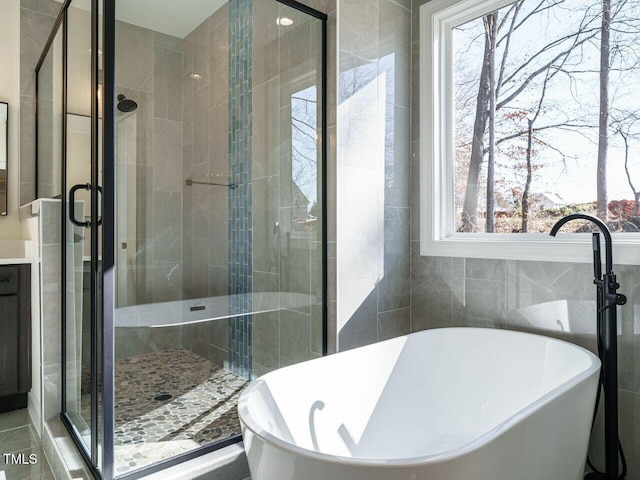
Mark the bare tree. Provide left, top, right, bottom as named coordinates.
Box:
left=459, top=0, right=599, bottom=232
left=620, top=129, right=640, bottom=216
left=521, top=76, right=549, bottom=232
left=597, top=0, right=612, bottom=220
left=290, top=88, right=319, bottom=216
left=460, top=23, right=492, bottom=232
left=612, top=111, right=640, bottom=216
left=454, top=0, right=640, bottom=234
left=486, top=12, right=499, bottom=232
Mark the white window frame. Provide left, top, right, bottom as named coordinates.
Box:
left=419, top=0, right=640, bottom=265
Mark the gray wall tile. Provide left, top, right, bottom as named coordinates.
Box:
left=209, top=15, right=229, bottom=108
left=152, top=191, right=182, bottom=264
left=465, top=258, right=506, bottom=281
left=152, top=119, right=183, bottom=192
left=311, top=303, right=324, bottom=354
left=252, top=0, right=280, bottom=86
left=464, top=278, right=505, bottom=327
left=378, top=209, right=410, bottom=311
left=115, top=21, right=154, bottom=93
left=209, top=103, right=228, bottom=175
left=21, top=0, right=61, bottom=16
left=253, top=80, right=281, bottom=180
left=192, top=21, right=210, bottom=87
left=337, top=0, right=411, bottom=350
left=253, top=176, right=279, bottom=273
left=339, top=0, right=379, bottom=61
left=153, top=31, right=183, bottom=52
left=378, top=307, right=410, bottom=340
left=20, top=96, right=37, bottom=202
left=182, top=323, right=210, bottom=359
left=193, top=86, right=211, bottom=165
left=253, top=312, right=280, bottom=372
left=209, top=315, right=229, bottom=352
left=280, top=309, right=312, bottom=367
left=618, top=389, right=640, bottom=478
left=384, top=106, right=411, bottom=207
left=20, top=6, right=58, bottom=205
left=338, top=287, right=378, bottom=350
left=153, top=46, right=183, bottom=121
left=21, top=8, right=56, bottom=97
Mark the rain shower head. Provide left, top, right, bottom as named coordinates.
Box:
left=117, top=94, right=138, bottom=112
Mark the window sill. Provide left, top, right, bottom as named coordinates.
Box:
left=419, top=232, right=640, bottom=265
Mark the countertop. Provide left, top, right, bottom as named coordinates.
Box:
left=0, top=257, right=32, bottom=266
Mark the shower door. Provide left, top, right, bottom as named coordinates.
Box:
left=40, top=0, right=327, bottom=477
left=103, top=0, right=328, bottom=477
left=57, top=0, right=105, bottom=474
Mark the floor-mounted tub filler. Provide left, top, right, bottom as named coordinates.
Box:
left=238, top=327, right=600, bottom=480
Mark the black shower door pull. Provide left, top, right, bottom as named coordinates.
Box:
left=69, top=183, right=102, bottom=228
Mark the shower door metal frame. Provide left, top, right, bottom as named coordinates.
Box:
left=99, top=1, right=329, bottom=478
left=34, top=0, right=104, bottom=477
left=34, top=1, right=70, bottom=201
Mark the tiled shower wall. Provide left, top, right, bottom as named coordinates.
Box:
left=227, top=0, right=254, bottom=377
left=36, top=199, right=91, bottom=479
left=38, top=200, right=62, bottom=426
left=181, top=0, right=336, bottom=375
left=408, top=0, right=640, bottom=477
left=250, top=1, right=328, bottom=375
left=114, top=21, right=185, bottom=358
left=21, top=0, right=335, bottom=369
left=181, top=7, right=230, bottom=302
left=180, top=5, right=232, bottom=367
left=336, top=0, right=412, bottom=351
left=20, top=0, right=60, bottom=205
left=115, top=22, right=184, bottom=306
left=20, top=0, right=186, bottom=358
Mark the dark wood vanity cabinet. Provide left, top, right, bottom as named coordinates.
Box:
left=0, top=264, right=31, bottom=412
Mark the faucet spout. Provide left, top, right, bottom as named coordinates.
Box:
left=549, top=213, right=612, bottom=273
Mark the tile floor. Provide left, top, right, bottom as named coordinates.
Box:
left=0, top=409, right=54, bottom=480
left=0, top=350, right=248, bottom=479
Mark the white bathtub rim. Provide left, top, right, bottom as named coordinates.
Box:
left=238, top=327, right=601, bottom=468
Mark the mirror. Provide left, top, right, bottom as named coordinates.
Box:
left=0, top=102, right=7, bottom=216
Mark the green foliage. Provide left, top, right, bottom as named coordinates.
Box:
left=545, top=202, right=597, bottom=218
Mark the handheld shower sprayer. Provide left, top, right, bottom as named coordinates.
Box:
left=550, top=213, right=627, bottom=480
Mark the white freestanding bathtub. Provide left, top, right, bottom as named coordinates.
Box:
left=238, top=327, right=600, bottom=480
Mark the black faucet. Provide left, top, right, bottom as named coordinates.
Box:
left=550, top=213, right=626, bottom=480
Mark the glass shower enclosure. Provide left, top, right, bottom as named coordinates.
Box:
left=35, top=0, right=327, bottom=478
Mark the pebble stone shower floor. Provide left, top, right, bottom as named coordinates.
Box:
left=99, top=349, right=248, bottom=475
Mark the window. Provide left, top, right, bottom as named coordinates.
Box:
left=420, top=0, right=640, bottom=264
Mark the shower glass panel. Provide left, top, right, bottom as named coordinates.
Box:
left=111, top=0, right=326, bottom=475
left=52, top=0, right=104, bottom=472
left=36, top=27, right=63, bottom=199
left=95, top=0, right=106, bottom=469
left=64, top=2, right=93, bottom=454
